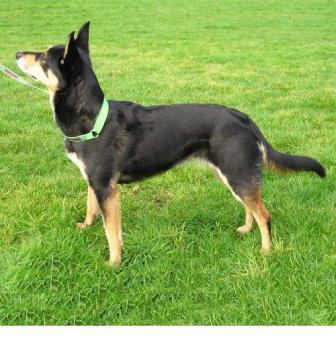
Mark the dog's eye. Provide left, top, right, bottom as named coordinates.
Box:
left=40, top=53, right=47, bottom=64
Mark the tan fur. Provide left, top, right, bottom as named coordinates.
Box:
left=266, top=160, right=292, bottom=174
left=77, top=186, right=100, bottom=228
left=46, top=69, right=59, bottom=90
left=17, top=53, right=59, bottom=91
left=242, top=189, right=271, bottom=252
left=22, top=54, right=37, bottom=68
left=258, top=142, right=293, bottom=174
left=237, top=206, right=254, bottom=234
left=101, top=184, right=122, bottom=267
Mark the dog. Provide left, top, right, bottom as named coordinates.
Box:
left=16, top=22, right=325, bottom=266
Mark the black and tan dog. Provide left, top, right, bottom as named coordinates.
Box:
left=16, top=22, right=325, bottom=266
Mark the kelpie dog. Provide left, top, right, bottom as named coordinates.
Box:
left=16, top=22, right=325, bottom=266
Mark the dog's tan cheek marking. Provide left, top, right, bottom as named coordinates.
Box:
left=49, top=89, right=55, bottom=104
left=46, top=70, right=60, bottom=115
left=46, top=69, right=60, bottom=90
left=19, top=54, right=42, bottom=78
left=23, top=54, right=38, bottom=68
left=22, top=57, right=47, bottom=84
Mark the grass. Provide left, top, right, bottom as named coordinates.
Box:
left=0, top=0, right=335, bottom=325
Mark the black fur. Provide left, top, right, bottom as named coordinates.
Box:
left=267, top=148, right=325, bottom=177
left=246, top=117, right=326, bottom=177
left=18, top=25, right=326, bottom=207
left=14, top=22, right=328, bottom=264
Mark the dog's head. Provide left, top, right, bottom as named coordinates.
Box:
left=16, top=22, right=91, bottom=92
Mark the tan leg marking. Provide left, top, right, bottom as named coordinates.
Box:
left=242, top=189, right=272, bottom=252
left=237, top=206, right=254, bottom=234
left=101, top=185, right=122, bottom=267
left=77, top=185, right=100, bottom=229
left=212, top=166, right=253, bottom=234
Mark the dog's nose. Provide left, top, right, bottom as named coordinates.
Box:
left=16, top=52, right=23, bottom=59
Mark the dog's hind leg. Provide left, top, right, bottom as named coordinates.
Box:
left=209, top=126, right=272, bottom=252
left=77, top=185, right=100, bottom=229
left=215, top=166, right=271, bottom=252
left=241, top=189, right=271, bottom=252
left=236, top=205, right=254, bottom=234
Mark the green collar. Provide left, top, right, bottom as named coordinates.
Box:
left=64, top=99, right=109, bottom=142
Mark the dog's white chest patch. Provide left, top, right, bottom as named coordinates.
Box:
left=66, top=152, right=88, bottom=181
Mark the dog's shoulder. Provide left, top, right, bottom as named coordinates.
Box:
left=108, top=100, right=168, bottom=131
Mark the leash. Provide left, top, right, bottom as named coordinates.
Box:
left=0, top=63, right=49, bottom=95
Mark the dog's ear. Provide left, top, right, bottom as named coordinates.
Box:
left=63, top=31, right=78, bottom=59
left=76, top=21, right=90, bottom=54
left=62, top=31, right=82, bottom=71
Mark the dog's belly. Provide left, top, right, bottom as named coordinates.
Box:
left=118, top=160, right=178, bottom=183
left=118, top=141, right=209, bottom=183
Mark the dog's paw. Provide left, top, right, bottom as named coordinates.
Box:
left=260, top=247, right=272, bottom=255
left=107, top=255, right=122, bottom=268
left=76, top=222, right=88, bottom=229
left=236, top=225, right=252, bottom=234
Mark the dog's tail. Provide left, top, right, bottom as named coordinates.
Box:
left=261, top=143, right=326, bottom=177
left=248, top=118, right=326, bottom=178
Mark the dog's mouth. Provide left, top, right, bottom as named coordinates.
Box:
left=19, top=68, right=38, bottom=81
left=16, top=58, right=38, bottom=81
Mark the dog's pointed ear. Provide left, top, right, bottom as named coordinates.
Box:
left=63, top=31, right=79, bottom=60
left=76, top=21, right=90, bottom=54
left=62, top=31, right=82, bottom=72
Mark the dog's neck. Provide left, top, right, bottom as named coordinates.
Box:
left=51, top=78, right=104, bottom=137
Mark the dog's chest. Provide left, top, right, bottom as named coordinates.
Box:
left=66, top=152, right=88, bottom=181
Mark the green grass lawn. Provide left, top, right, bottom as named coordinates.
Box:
left=0, top=0, right=335, bottom=325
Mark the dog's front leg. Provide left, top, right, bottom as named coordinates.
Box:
left=77, top=185, right=100, bottom=229
left=95, top=183, right=122, bottom=267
